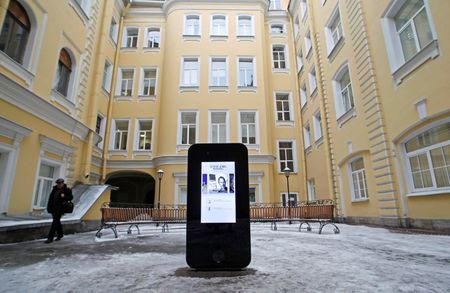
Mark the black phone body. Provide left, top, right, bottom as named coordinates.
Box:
left=186, top=143, right=251, bottom=270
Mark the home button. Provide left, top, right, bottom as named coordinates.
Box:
left=212, top=250, right=225, bottom=264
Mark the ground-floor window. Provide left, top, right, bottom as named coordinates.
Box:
left=249, top=187, right=256, bottom=204
left=349, top=157, right=368, bottom=200
left=33, top=162, right=59, bottom=209
left=307, top=179, right=316, bottom=201
left=281, top=192, right=297, bottom=206
left=404, top=122, right=450, bottom=192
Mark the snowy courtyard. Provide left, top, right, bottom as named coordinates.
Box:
left=0, top=223, right=449, bottom=292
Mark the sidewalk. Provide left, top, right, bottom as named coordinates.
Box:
left=1, top=223, right=449, bottom=292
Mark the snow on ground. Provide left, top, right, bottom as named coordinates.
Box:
left=0, top=223, right=449, bottom=292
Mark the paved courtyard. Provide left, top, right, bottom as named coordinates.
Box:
left=0, top=223, right=449, bottom=292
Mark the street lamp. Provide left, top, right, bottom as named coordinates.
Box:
left=157, top=169, right=164, bottom=209
left=283, top=167, right=291, bottom=224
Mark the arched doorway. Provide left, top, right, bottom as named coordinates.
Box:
left=105, top=171, right=155, bottom=206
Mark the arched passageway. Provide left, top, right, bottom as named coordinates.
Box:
left=105, top=171, right=155, bottom=206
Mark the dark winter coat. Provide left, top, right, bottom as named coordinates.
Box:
left=47, top=184, right=73, bottom=214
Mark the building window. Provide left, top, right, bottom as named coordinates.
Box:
left=238, top=57, right=254, bottom=87
left=278, top=141, right=295, bottom=172
left=117, top=68, right=134, bottom=96
left=109, top=18, right=118, bottom=43
left=304, top=30, right=312, bottom=56
left=123, top=27, right=138, bottom=48
left=95, top=114, right=105, bottom=148
left=55, top=49, right=72, bottom=97
left=325, top=6, right=343, bottom=55
left=179, top=186, right=187, bottom=205
left=102, top=60, right=112, bottom=92
left=140, top=68, right=157, bottom=96
left=296, top=51, right=303, bottom=73
left=240, top=111, right=257, bottom=145
left=249, top=187, right=256, bottom=203
left=179, top=112, right=197, bottom=145
left=210, top=111, right=227, bottom=143
left=281, top=192, right=298, bottom=207
left=308, top=67, right=317, bottom=96
left=271, top=23, right=285, bottom=35
left=210, top=57, right=227, bottom=87
left=181, top=57, right=199, bottom=87
left=303, top=124, right=311, bottom=150
left=381, top=0, right=438, bottom=83
left=75, top=0, right=91, bottom=16
left=237, top=15, right=253, bottom=36
left=307, top=179, right=316, bottom=201
left=332, top=65, right=354, bottom=118
left=272, top=45, right=287, bottom=69
left=270, top=0, right=282, bottom=10
left=0, top=0, right=30, bottom=64
left=145, top=28, right=160, bottom=48
left=136, top=120, right=153, bottom=150
left=300, top=0, right=308, bottom=19
left=349, top=157, right=369, bottom=200
left=404, top=122, right=450, bottom=192
left=184, top=15, right=200, bottom=36
left=313, top=111, right=323, bottom=141
left=293, top=17, right=300, bottom=36
left=211, top=15, right=227, bottom=36
left=275, top=93, right=292, bottom=122
left=112, top=120, right=129, bottom=150
left=33, top=162, right=58, bottom=209
left=300, top=83, right=307, bottom=109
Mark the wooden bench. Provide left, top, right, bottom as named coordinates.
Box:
left=250, top=203, right=340, bottom=234
left=95, top=201, right=340, bottom=238
left=95, top=203, right=186, bottom=238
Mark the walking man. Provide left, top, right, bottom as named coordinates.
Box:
left=45, top=178, right=73, bottom=243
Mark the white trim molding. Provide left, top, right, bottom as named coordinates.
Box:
left=39, top=135, right=75, bottom=157
left=0, top=116, right=33, bottom=146
left=0, top=73, right=90, bottom=141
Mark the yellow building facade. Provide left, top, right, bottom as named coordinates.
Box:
left=0, top=0, right=449, bottom=230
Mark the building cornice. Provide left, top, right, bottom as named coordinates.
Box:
left=162, top=0, right=269, bottom=15
left=0, top=116, right=33, bottom=146
left=0, top=73, right=90, bottom=141
left=39, top=134, right=75, bottom=157
left=266, top=10, right=289, bottom=21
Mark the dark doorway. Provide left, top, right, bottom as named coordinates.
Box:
left=105, top=171, right=155, bottom=206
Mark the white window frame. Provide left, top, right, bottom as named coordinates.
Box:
left=32, top=158, right=64, bottom=210
left=402, top=120, right=450, bottom=195
left=134, top=119, right=153, bottom=151
left=303, top=123, right=311, bottom=150
left=313, top=110, right=323, bottom=142
left=271, top=23, right=286, bottom=35
left=144, top=27, right=161, bottom=49
left=109, top=17, right=119, bottom=44
left=281, top=192, right=299, bottom=207
left=300, top=83, right=307, bottom=109
left=272, top=44, right=288, bottom=71
left=348, top=157, right=369, bottom=201
left=300, top=0, right=308, bottom=20
left=209, top=57, right=228, bottom=87
left=307, top=179, right=316, bottom=201
left=293, top=16, right=300, bottom=37
left=211, top=14, right=228, bottom=37
left=324, top=5, right=344, bottom=56
left=102, top=59, right=113, bottom=93
left=184, top=14, right=201, bottom=36
left=110, top=119, right=130, bottom=151
left=180, top=57, right=200, bottom=88
left=270, top=0, right=282, bottom=10
left=277, top=140, right=297, bottom=173
left=332, top=63, right=355, bottom=119
left=381, top=0, right=439, bottom=84
left=95, top=113, right=106, bottom=148
left=208, top=110, right=229, bottom=143
left=122, top=26, right=139, bottom=48
left=139, top=67, right=157, bottom=98
left=308, top=66, right=317, bottom=96
left=237, top=15, right=254, bottom=37
left=177, top=111, right=199, bottom=149
left=116, top=67, right=135, bottom=97
left=238, top=110, right=260, bottom=149
left=274, top=92, right=294, bottom=127
left=304, top=30, right=312, bottom=56
left=296, top=50, right=304, bottom=73
left=237, top=56, right=256, bottom=88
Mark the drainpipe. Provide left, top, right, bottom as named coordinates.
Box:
left=101, top=0, right=132, bottom=182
